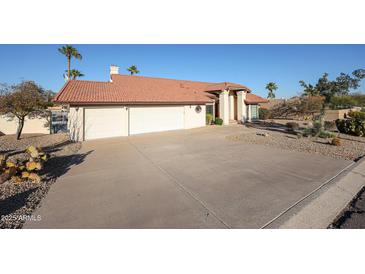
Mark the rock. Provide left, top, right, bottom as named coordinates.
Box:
left=228, top=130, right=365, bottom=161
left=0, top=133, right=81, bottom=228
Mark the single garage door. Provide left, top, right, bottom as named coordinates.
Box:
left=129, top=106, right=184, bottom=135
left=84, top=107, right=126, bottom=140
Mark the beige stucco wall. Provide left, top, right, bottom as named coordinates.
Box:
left=0, top=115, right=49, bottom=135
left=219, top=90, right=230, bottom=125
left=184, top=105, right=206, bottom=129
left=324, top=108, right=362, bottom=121
left=68, top=107, right=84, bottom=141
left=229, top=95, right=235, bottom=120
left=237, top=91, right=247, bottom=123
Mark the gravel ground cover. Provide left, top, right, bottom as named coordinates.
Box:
left=330, top=187, right=365, bottom=229
left=227, top=127, right=365, bottom=161
left=0, top=133, right=81, bottom=228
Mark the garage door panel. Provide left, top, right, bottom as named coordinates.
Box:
left=85, top=108, right=126, bottom=140
left=130, top=106, right=184, bottom=135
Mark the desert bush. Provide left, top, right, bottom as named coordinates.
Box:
left=336, top=118, right=365, bottom=137
left=286, top=122, right=299, bottom=132
left=259, top=108, right=271, bottom=120
left=324, top=120, right=337, bottom=131
left=331, top=137, right=341, bottom=146
left=206, top=113, right=213, bottom=125
left=302, top=128, right=314, bottom=137
left=348, top=110, right=365, bottom=120
left=318, top=130, right=336, bottom=139
left=0, top=146, right=48, bottom=185
left=214, top=118, right=223, bottom=125
left=270, top=96, right=324, bottom=119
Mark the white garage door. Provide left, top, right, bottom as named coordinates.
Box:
left=129, top=106, right=184, bottom=135
left=84, top=108, right=126, bottom=140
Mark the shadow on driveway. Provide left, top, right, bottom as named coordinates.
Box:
left=0, top=150, right=93, bottom=223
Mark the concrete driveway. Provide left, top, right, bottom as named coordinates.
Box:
left=25, top=125, right=352, bottom=228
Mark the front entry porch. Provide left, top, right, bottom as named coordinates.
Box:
left=208, top=90, right=253, bottom=125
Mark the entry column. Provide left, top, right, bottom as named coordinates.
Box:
left=237, top=91, right=247, bottom=123
left=219, top=89, right=229, bottom=125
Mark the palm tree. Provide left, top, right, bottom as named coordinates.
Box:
left=58, top=45, right=82, bottom=80
left=66, top=69, right=84, bottom=80
left=266, top=82, right=278, bottom=99
left=127, top=65, right=140, bottom=75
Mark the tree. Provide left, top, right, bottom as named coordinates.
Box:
left=270, top=96, right=324, bottom=120
left=299, top=80, right=319, bottom=96
left=265, top=82, right=278, bottom=98
left=66, top=69, right=84, bottom=80
left=330, top=95, right=357, bottom=110
left=127, top=65, right=140, bottom=75
left=58, top=45, right=82, bottom=80
left=44, top=90, right=56, bottom=107
left=0, top=81, right=49, bottom=140
left=330, top=93, right=365, bottom=109
left=299, top=69, right=365, bottom=103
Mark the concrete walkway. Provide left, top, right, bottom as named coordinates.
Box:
left=266, top=158, right=365, bottom=228
left=25, top=126, right=352, bottom=228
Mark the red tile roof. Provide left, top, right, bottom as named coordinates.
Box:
left=203, top=82, right=251, bottom=92
left=245, top=93, right=268, bottom=104
left=54, top=74, right=253, bottom=105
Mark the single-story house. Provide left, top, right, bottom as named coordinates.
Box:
left=54, top=65, right=267, bottom=141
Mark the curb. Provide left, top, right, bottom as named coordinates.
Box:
left=263, top=157, right=365, bottom=229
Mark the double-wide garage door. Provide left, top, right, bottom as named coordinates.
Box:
left=84, top=106, right=185, bottom=140
left=129, top=106, right=184, bottom=135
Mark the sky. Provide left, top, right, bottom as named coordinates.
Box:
left=0, top=44, right=364, bottom=98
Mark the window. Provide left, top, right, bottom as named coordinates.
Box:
left=195, top=105, right=202, bottom=113
left=206, top=104, right=213, bottom=115
left=251, top=105, right=259, bottom=119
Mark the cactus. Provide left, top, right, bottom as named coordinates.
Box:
left=28, top=173, right=41, bottom=183
left=0, top=154, right=5, bottom=166
left=6, top=161, right=16, bottom=168
left=21, top=171, right=30, bottom=178
left=0, top=145, right=48, bottom=184
left=26, top=161, right=41, bottom=171
left=11, top=176, right=23, bottom=184
left=26, top=146, right=39, bottom=158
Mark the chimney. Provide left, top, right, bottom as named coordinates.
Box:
left=109, top=65, right=119, bottom=82
left=110, top=64, right=119, bottom=75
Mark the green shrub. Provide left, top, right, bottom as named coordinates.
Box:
left=259, top=108, right=271, bottom=120
left=286, top=122, right=299, bottom=131
left=206, top=113, right=213, bottom=125
left=313, top=119, right=322, bottom=130
left=214, top=118, right=223, bottom=125
left=302, top=128, right=314, bottom=137
left=318, top=130, right=336, bottom=139
left=348, top=110, right=365, bottom=120
left=336, top=118, right=365, bottom=137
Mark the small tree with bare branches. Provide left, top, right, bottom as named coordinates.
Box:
left=0, top=81, right=49, bottom=140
